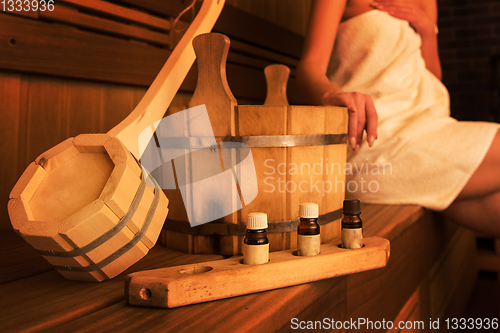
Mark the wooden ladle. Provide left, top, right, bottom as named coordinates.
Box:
left=7, top=0, right=226, bottom=282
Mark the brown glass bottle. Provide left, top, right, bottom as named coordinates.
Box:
left=297, top=202, right=320, bottom=256
left=341, top=199, right=363, bottom=249
left=244, top=229, right=269, bottom=246
left=243, top=212, right=269, bottom=265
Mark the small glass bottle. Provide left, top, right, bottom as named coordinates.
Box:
left=297, top=202, right=321, bottom=256
left=243, top=212, right=269, bottom=265
left=341, top=199, right=363, bottom=249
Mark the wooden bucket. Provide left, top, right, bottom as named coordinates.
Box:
left=8, top=134, right=168, bottom=282
left=158, top=34, right=348, bottom=255
left=6, top=0, right=227, bottom=281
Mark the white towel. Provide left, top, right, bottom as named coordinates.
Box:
left=328, top=10, right=499, bottom=210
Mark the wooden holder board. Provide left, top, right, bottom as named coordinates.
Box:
left=126, top=236, right=390, bottom=308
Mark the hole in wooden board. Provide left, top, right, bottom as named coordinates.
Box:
left=179, top=265, right=213, bottom=275
left=292, top=250, right=322, bottom=257
left=337, top=243, right=365, bottom=249
left=239, top=259, right=270, bottom=264
left=139, top=288, right=152, bottom=300
left=9, top=38, right=16, bottom=46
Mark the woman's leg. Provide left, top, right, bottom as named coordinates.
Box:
left=443, top=191, right=500, bottom=235
left=442, top=129, right=500, bottom=236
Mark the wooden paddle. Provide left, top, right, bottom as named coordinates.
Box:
left=7, top=0, right=226, bottom=282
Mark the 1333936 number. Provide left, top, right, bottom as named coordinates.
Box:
left=445, top=318, right=498, bottom=330
left=2, top=0, right=55, bottom=12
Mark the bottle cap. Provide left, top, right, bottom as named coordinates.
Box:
left=246, top=212, right=268, bottom=230
left=343, top=199, right=361, bottom=215
left=299, top=202, right=319, bottom=218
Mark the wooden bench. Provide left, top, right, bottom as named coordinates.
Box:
left=476, top=235, right=500, bottom=280
left=0, top=204, right=476, bottom=332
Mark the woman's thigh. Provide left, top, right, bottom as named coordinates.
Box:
left=455, top=129, right=500, bottom=201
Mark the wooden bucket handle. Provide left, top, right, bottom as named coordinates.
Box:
left=263, top=64, right=290, bottom=106
left=188, top=32, right=237, bottom=137
left=107, top=0, right=226, bottom=159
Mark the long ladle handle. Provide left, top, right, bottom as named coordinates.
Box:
left=108, top=0, right=226, bottom=159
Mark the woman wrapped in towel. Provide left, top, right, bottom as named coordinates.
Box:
left=296, top=0, right=500, bottom=235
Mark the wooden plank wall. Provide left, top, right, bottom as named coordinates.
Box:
left=0, top=1, right=305, bottom=99
left=226, top=0, right=311, bottom=36
left=0, top=71, right=149, bottom=230
left=0, top=1, right=308, bottom=231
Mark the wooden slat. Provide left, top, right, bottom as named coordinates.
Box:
left=25, top=75, right=68, bottom=163
left=0, top=243, right=224, bottom=332
left=100, top=84, right=147, bottom=133
left=229, top=39, right=299, bottom=69
left=91, top=1, right=304, bottom=62
left=1, top=7, right=39, bottom=19
left=65, top=81, right=103, bottom=137
left=0, top=13, right=168, bottom=86
left=439, top=247, right=476, bottom=320
left=46, top=274, right=346, bottom=333
left=214, top=5, right=303, bottom=60
left=346, top=212, right=459, bottom=327
left=110, top=0, right=188, bottom=17
left=227, top=51, right=275, bottom=73
left=362, top=204, right=426, bottom=240
left=60, top=0, right=171, bottom=31
left=16, top=75, right=29, bottom=180
left=387, top=289, right=420, bottom=333
left=236, top=105, right=288, bottom=251
left=428, top=228, right=475, bottom=318
left=0, top=231, right=53, bottom=284
left=39, top=3, right=170, bottom=46
left=477, top=252, right=500, bottom=273
left=225, top=62, right=267, bottom=101
left=276, top=278, right=346, bottom=333
left=0, top=73, right=22, bottom=232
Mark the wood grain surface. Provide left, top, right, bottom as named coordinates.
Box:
left=0, top=204, right=478, bottom=333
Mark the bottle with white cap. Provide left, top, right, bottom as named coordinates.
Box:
left=243, top=212, right=269, bottom=265
left=297, top=202, right=321, bottom=256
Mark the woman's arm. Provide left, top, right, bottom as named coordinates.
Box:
left=371, top=0, right=442, bottom=80
left=296, top=0, right=378, bottom=153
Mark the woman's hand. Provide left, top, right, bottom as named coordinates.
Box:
left=370, top=0, right=442, bottom=79
left=370, top=0, right=436, bottom=36
left=322, top=90, right=378, bottom=154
